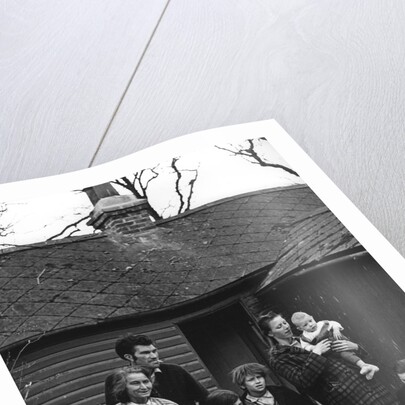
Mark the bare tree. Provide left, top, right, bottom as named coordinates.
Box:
left=0, top=203, right=13, bottom=241
left=215, top=138, right=299, bottom=176
left=112, top=167, right=161, bottom=219
left=171, top=157, right=199, bottom=214
left=47, top=214, right=92, bottom=241
left=113, top=159, right=199, bottom=218
left=112, top=166, right=159, bottom=200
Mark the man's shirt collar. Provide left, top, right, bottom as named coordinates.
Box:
left=246, top=390, right=275, bottom=405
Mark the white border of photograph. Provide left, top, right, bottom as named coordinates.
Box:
left=1, top=119, right=404, bottom=403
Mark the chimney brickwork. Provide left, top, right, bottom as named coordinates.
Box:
left=87, top=194, right=155, bottom=235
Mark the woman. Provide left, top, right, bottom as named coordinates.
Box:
left=205, top=389, right=242, bottom=405
left=105, top=365, right=178, bottom=405
left=258, top=311, right=397, bottom=405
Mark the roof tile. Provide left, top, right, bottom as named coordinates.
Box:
left=0, top=186, right=326, bottom=347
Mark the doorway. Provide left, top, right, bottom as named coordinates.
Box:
left=179, top=302, right=276, bottom=391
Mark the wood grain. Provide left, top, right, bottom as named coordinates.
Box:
left=93, top=0, right=405, bottom=256
left=1, top=0, right=405, bottom=256
left=0, top=0, right=167, bottom=182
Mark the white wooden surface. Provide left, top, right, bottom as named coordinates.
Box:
left=0, top=0, right=167, bottom=179
left=2, top=0, right=405, bottom=256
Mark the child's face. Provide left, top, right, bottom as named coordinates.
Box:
left=297, top=315, right=317, bottom=332
left=243, top=374, right=266, bottom=397
left=398, top=372, right=405, bottom=384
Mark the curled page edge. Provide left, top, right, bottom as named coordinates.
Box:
left=1, top=119, right=404, bottom=402
left=266, top=120, right=405, bottom=293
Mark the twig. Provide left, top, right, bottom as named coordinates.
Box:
left=36, top=269, right=46, bottom=285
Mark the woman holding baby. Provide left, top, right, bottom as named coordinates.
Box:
left=258, top=311, right=397, bottom=405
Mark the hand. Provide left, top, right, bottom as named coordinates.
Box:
left=332, top=328, right=343, bottom=340
left=331, top=340, right=358, bottom=352
left=312, top=339, right=331, bottom=355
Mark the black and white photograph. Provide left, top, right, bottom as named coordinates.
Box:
left=0, top=126, right=404, bottom=405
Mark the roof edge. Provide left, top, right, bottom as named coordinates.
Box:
left=157, top=184, right=308, bottom=225
left=0, top=184, right=308, bottom=255
left=256, top=246, right=367, bottom=294
left=0, top=232, right=107, bottom=256
left=1, top=264, right=273, bottom=355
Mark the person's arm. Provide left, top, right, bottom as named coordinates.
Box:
left=328, top=321, right=343, bottom=340
left=332, top=340, right=368, bottom=357
left=273, top=386, right=317, bottom=405
left=270, top=340, right=330, bottom=390
left=328, top=320, right=343, bottom=330
left=300, top=339, right=315, bottom=351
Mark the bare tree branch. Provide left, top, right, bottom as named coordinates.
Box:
left=171, top=158, right=185, bottom=213
left=10, top=332, right=46, bottom=372
left=112, top=176, right=142, bottom=198
left=138, top=167, right=159, bottom=195
left=112, top=166, right=161, bottom=219
left=184, top=168, right=199, bottom=211
left=0, top=203, right=13, bottom=238
left=170, top=158, right=200, bottom=214
left=46, top=215, right=90, bottom=241
left=215, top=138, right=299, bottom=176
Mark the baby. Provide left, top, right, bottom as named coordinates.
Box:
left=291, top=311, right=379, bottom=380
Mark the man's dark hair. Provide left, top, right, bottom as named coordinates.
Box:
left=115, top=334, right=155, bottom=361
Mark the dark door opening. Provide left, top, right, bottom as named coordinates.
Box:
left=179, top=303, right=275, bottom=392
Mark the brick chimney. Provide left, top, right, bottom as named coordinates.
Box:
left=84, top=183, right=156, bottom=235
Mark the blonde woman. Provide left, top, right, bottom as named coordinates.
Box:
left=105, top=365, right=178, bottom=405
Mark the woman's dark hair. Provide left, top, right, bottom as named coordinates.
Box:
left=257, top=311, right=281, bottom=335
left=205, top=390, right=239, bottom=405
left=257, top=311, right=282, bottom=347
left=105, top=365, right=154, bottom=405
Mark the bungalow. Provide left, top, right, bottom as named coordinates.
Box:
left=1, top=184, right=403, bottom=405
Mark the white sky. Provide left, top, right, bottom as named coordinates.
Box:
left=0, top=121, right=303, bottom=247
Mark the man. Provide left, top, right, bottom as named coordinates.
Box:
left=114, top=334, right=208, bottom=405
left=258, top=312, right=398, bottom=405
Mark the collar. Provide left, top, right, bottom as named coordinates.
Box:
left=127, top=402, right=149, bottom=405
left=270, top=339, right=308, bottom=355
left=290, top=337, right=302, bottom=347
left=275, top=336, right=302, bottom=347
left=246, top=390, right=274, bottom=405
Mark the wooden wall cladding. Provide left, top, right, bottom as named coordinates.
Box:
left=10, top=322, right=216, bottom=405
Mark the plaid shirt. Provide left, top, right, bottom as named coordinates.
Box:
left=269, top=344, right=398, bottom=405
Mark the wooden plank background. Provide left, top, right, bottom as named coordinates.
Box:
left=2, top=0, right=405, bottom=256
left=10, top=322, right=216, bottom=405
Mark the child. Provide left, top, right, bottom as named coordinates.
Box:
left=231, top=363, right=313, bottom=405
left=291, top=311, right=379, bottom=380
left=394, top=359, right=405, bottom=404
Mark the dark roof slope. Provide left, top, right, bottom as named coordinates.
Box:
left=0, top=185, right=324, bottom=348
left=260, top=207, right=361, bottom=288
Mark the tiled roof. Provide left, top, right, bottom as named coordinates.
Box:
left=0, top=185, right=324, bottom=348
left=260, top=207, right=361, bottom=288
